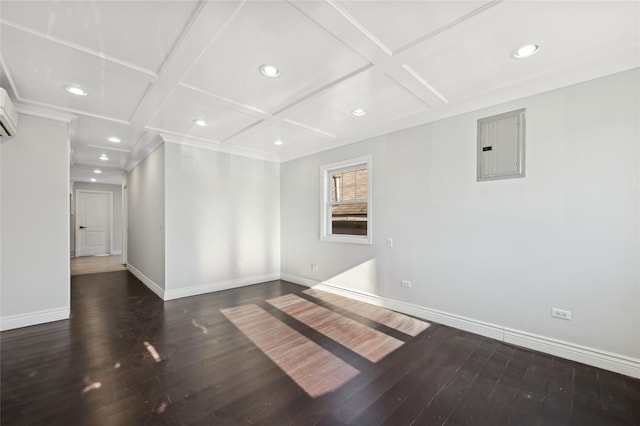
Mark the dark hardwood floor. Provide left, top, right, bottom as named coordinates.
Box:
left=2, top=271, right=639, bottom=425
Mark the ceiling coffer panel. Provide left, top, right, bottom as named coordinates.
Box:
left=0, top=24, right=153, bottom=121
left=0, top=0, right=200, bottom=74
left=74, top=117, right=144, bottom=153
left=182, top=1, right=371, bottom=115
left=147, top=85, right=262, bottom=142
left=285, top=69, right=429, bottom=137
left=0, top=0, right=638, bottom=170
left=334, top=0, right=493, bottom=53
left=225, top=120, right=332, bottom=153
left=73, top=147, right=128, bottom=170
left=402, top=1, right=640, bottom=104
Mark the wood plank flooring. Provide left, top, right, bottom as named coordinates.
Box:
left=70, top=254, right=126, bottom=276
left=267, top=293, right=404, bottom=363
left=1, top=271, right=639, bottom=425
left=221, top=304, right=359, bottom=398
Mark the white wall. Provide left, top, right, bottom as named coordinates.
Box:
left=164, top=143, right=280, bottom=299
left=1, top=114, right=70, bottom=330
left=281, top=69, right=640, bottom=363
left=126, top=144, right=165, bottom=291
left=71, top=182, right=123, bottom=255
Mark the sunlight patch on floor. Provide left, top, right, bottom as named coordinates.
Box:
left=267, top=294, right=404, bottom=363
left=221, top=304, right=360, bottom=398
left=303, top=288, right=430, bottom=336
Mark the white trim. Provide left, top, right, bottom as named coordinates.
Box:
left=326, top=0, right=393, bottom=56
left=75, top=190, right=114, bottom=256
left=504, top=328, right=640, bottom=380
left=283, top=119, right=336, bottom=138
left=110, top=249, right=122, bottom=255
left=402, top=64, right=449, bottom=104
left=87, top=144, right=132, bottom=153
left=122, top=183, right=128, bottom=265
left=65, top=130, right=71, bottom=314
left=163, top=273, right=281, bottom=301
left=178, top=83, right=272, bottom=119
left=281, top=273, right=317, bottom=288
left=0, top=19, right=158, bottom=78
left=124, top=136, right=164, bottom=172
left=393, top=0, right=502, bottom=55
left=15, top=103, right=76, bottom=123
left=1, top=307, right=70, bottom=331
left=281, top=273, right=640, bottom=379
left=160, top=133, right=280, bottom=163
left=16, top=98, right=129, bottom=125
left=127, top=264, right=164, bottom=300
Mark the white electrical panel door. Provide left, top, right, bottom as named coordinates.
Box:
left=477, top=109, right=525, bottom=181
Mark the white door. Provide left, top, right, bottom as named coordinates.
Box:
left=76, top=191, right=111, bottom=256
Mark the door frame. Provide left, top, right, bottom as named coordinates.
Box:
left=75, top=189, right=113, bottom=257
left=122, top=183, right=128, bottom=265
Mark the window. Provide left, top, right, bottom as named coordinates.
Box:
left=321, top=156, right=372, bottom=244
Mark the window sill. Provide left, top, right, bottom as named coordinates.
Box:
left=321, top=234, right=372, bottom=245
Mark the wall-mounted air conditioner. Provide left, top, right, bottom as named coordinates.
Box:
left=0, top=87, right=18, bottom=138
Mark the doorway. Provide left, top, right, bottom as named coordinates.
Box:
left=75, top=190, right=113, bottom=256
left=70, top=182, right=126, bottom=276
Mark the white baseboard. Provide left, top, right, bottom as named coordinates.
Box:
left=281, top=273, right=640, bottom=379
left=1, top=306, right=70, bottom=331
left=127, top=263, right=165, bottom=300
left=281, top=273, right=316, bottom=289
left=503, top=328, right=640, bottom=380
left=110, top=249, right=122, bottom=255
left=164, top=273, right=281, bottom=301
left=127, top=265, right=281, bottom=302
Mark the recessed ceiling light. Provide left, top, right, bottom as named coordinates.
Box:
left=65, top=86, right=87, bottom=96
left=513, top=44, right=540, bottom=59
left=90, top=178, right=97, bottom=182
left=259, top=64, right=280, bottom=78
left=351, top=108, right=366, bottom=117
left=193, top=119, right=208, bottom=127
left=99, top=154, right=109, bottom=161
left=274, top=140, right=283, bottom=146
left=108, top=137, right=121, bottom=143
left=93, top=169, right=102, bottom=174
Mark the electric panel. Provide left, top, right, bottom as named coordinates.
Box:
left=477, top=109, right=525, bottom=181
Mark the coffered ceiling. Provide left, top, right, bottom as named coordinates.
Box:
left=1, top=1, right=638, bottom=185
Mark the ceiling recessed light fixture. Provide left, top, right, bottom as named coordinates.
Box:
left=65, top=86, right=87, bottom=96
left=193, top=119, right=208, bottom=127
left=99, top=154, right=109, bottom=161
left=108, top=137, right=121, bottom=143
left=259, top=64, right=280, bottom=78
left=513, top=44, right=540, bottom=59
left=351, top=108, right=367, bottom=117
left=93, top=169, right=102, bottom=174
left=90, top=178, right=97, bottom=182
left=274, top=140, right=283, bottom=146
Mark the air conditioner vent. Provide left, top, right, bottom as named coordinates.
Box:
left=0, top=88, right=18, bottom=138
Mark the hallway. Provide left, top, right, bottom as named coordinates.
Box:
left=70, top=255, right=126, bottom=276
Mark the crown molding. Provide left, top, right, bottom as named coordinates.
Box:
left=161, top=132, right=280, bottom=163
left=15, top=102, right=77, bottom=123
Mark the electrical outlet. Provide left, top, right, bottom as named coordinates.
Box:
left=386, top=237, right=393, bottom=248
left=551, top=308, right=572, bottom=320
left=401, top=280, right=412, bottom=288
left=311, top=263, right=319, bottom=271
